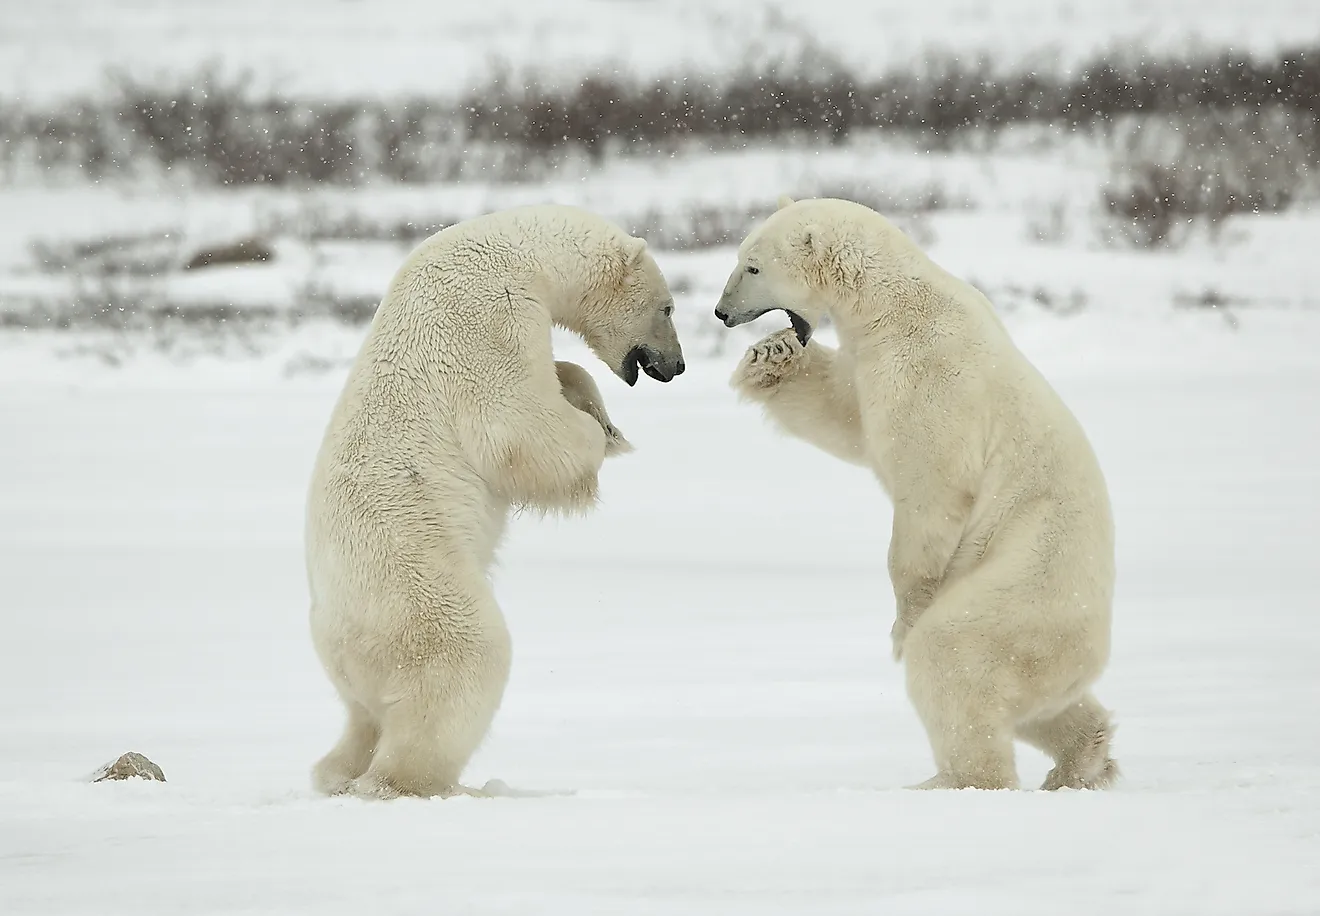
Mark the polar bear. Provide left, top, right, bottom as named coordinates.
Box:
left=306, top=204, right=684, bottom=799
left=715, top=196, right=1117, bottom=791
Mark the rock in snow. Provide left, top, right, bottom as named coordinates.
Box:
left=90, top=752, right=166, bottom=783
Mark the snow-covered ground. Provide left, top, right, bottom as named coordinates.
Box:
left=1, top=117, right=1317, bottom=916
left=2, top=1, right=1318, bottom=910
left=5, top=0, right=1319, bottom=102
left=1, top=299, right=1319, bottom=912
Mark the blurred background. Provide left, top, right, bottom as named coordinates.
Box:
left=1, top=0, right=1316, bottom=374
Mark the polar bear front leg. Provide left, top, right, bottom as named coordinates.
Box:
left=556, top=360, right=633, bottom=456
left=731, top=329, right=867, bottom=467
left=475, top=353, right=610, bottom=513
left=509, top=401, right=607, bottom=512
left=887, top=477, right=973, bottom=660
left=892, top=509, right=966, bottom=659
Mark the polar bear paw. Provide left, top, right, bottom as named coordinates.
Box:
left=732, top=328, right=808, bottom=393
left=594, top=415, right=634, bottom=457
left=556, top=360, right=633, bottom=457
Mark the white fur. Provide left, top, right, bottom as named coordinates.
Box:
left=718, top=197, right=1118, bottom=791
left=306, top=205, right=680, bottom=799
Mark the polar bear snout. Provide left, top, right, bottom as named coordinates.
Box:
left=653, top=351, right=686, bottom=380
left=610, top=293, right=686, bottom=387
left=714, top=302, right=813, bottom=346
left=714, top=300, right=753, bottom=328
left=622, top=344, right=685, bottom=385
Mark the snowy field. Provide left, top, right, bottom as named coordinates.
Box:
left=2, top=0, right=1320, bottom=911
left=2, top=299, right=1319, bottom=913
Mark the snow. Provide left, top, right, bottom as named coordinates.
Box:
left=1, top=302, right=1319, bottom=912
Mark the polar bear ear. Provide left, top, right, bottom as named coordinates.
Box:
left=777, top=195, right=796, bottom=211
left=797, top=223, right=867, bottom=287
left=623, top=235, right=648, bottom=268
left=796, top=223, right=826, bottom=258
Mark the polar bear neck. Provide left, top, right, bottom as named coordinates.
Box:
left=828, top=242, right=1001, bottom=360
left=435, top=208, right=626, bottom=337
left=381, top=210, right=627, bottom=345
left=527, top=243, right=628, bottom=338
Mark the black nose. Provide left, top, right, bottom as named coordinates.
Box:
left=714, top=307, right=728, bottom=322
left=674, top=358, right=686, bottom=376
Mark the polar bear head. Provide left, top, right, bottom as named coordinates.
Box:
left=714, top=195, right=918, bottom=342
left=579, top=235, right=686, bottom=387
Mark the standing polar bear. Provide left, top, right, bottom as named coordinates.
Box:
left=306, top=204, right=685, bottom=799
left=716, top=196, right=1117, bottom=791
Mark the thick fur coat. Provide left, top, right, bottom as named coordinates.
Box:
left=717, top=196, right=1118, bottom=791
left=307, top=205, right=683, bottom=798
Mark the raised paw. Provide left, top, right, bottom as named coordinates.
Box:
left=731, top=328, right=807, bottom=392
left=598, top=419, right=633, bottom=457
left=580, top=407, right=632, bottom=457
left=556, top=360, right=634, bottom=457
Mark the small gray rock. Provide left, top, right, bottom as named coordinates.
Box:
left=90, top=752, right=166, bottom=783
left=183, top=237, right=275, bottom=270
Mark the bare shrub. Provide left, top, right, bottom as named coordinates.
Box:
left=294, top=276, right=382, bottom=325
left=462, top=45, right=1320, bottom=155
left=1026, top=200, right=1070, bottom=245
left=6, top=276, right=165, bottom=330
left=629, top=180, right=953, bottom=251
left=1101, top=108, right=1316, bottom=248
left=2, top=45, right=1316, bottom=186
left=110, top=66, right=366, bottom=185
left=30, top=227, right=280, bottom=276
left=30, top=229, right=185, bottom=276
left=1173, top=288, right=1243, bottom=329
left=963, top=280, right=1088, bottom=316
left=802, top=179, right=957, bottom=214
left=630, top=204, right=772, bottom=250
left=271, top=201, right=457, bottom=244
left=2, top=273, right=377, bottom=334
left=373, top=101, right=456, bottom=183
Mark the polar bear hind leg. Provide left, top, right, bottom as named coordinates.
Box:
left=312, top=695, right=380, bottom=795
left=900, top=574, right=1048, bottom=791
left=349, top=592, right=513, bottom=800
left=902, top=569, right=1117, bottom=792
left=903, top=622, right=1022, bottom=791
left=1018, top=692, right=1120, bottom=790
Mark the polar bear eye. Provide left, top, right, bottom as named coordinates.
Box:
left=661, top=303, right=673, bottom=317
left=746, top=265, right=760, bottom=275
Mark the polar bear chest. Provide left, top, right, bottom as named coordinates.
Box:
left=845, top=357, right=907, bottom=493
